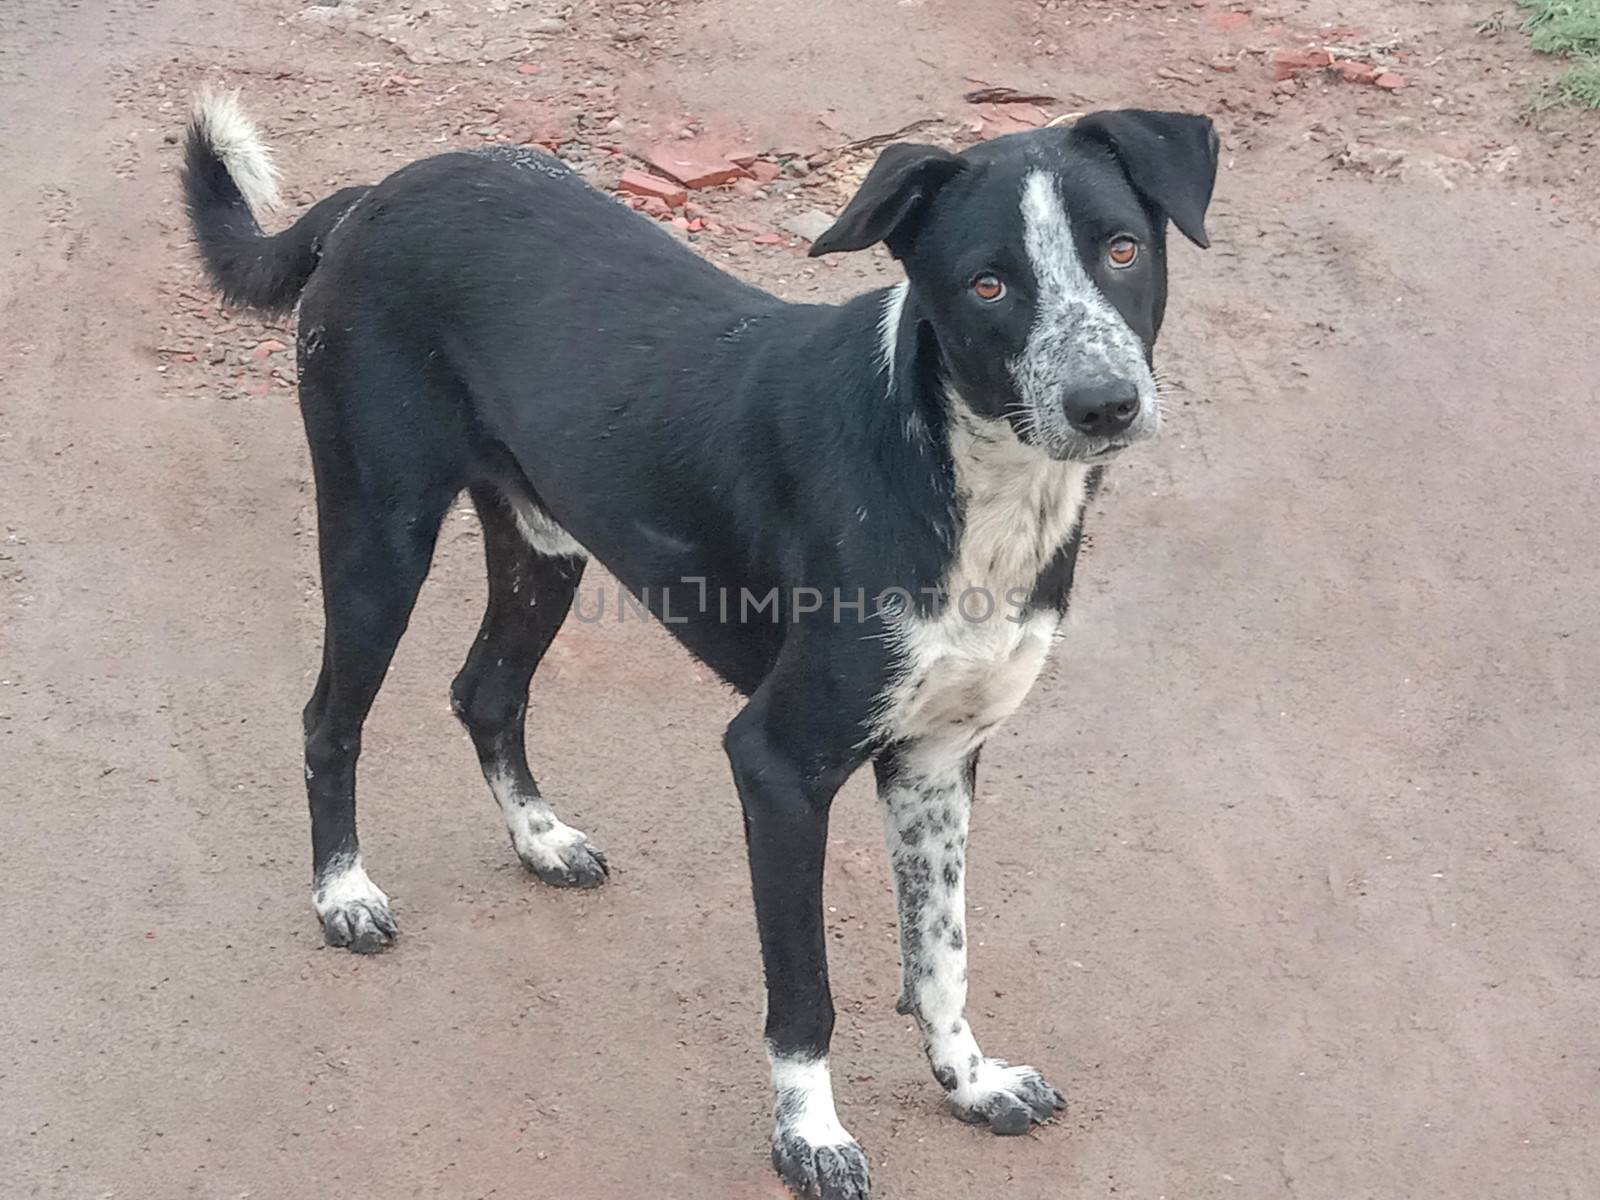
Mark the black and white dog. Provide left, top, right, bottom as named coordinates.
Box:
left=183, top=92, right=1216, bottom=1200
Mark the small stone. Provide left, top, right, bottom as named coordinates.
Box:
left=780, top=209, right=836, bottom=244
left=250, top=339, right=287, bottom=360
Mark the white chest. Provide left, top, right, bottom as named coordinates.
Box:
left=874, top=416, right=1091, bottom=753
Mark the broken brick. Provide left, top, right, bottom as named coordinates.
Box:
left=618, top=170, right=688, bottom=207
left=250, top=339, right=286, bottom=360
left=1332, top=60, right=1380, bottom=84
left=749, top=159, right=782, bottom=184
left=752, top=233, right=785, bottom=245
left=1374, top=72, right=1406, bottom=90
left=1271, top=51, right=1315, bottom=80
left=646, top=143, right=749, bottom=190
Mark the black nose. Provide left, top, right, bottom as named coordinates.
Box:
left=1062, top=382, right=1140, bottom=437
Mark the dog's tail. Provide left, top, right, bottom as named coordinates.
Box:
left=182, top=92, right=369, bottom=315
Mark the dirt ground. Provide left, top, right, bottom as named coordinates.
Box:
left=4, top=0, right=1599, bottom=1197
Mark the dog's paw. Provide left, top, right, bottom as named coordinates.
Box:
left=313, top=855, right=396, bottom=954
left=946, top=1059, right=1064, bottom=1135
left=772, top=1131, right=871, bottom=1200
left=513, top=820, right=610, bottom=888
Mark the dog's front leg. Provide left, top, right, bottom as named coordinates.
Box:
left=725, top=651, right=873, bottom=1200
left=875, top=742, right=1065, bottom=1134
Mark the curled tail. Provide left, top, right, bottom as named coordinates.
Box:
left=182, top=92, right=369, bottom=315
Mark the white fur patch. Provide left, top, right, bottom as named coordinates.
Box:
left=769, top=1052, right=854, bottom=1148
left=877, top=281, right=909, bottom=378
left=873, top=413, right=1088, bottom=754
left=312, top=852, right=388, bottom=920
left=504, top=492, right=589, bottom=559
left=1012, top=169, right=1158, bottom=453
left=192, top=90, right=281, bottom=213
left=485, top=768, right=594, bottom=874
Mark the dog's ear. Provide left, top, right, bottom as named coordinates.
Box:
left=808, top=143, right=966, bottom=258
left=1073, top=110, right=1219, bottom=249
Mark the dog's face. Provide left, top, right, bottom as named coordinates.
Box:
left=811, top=111, right=1219, bottom=463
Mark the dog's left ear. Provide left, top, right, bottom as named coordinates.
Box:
left=808, top=143, right=966, bottom=258
left=1074, top=110, right=1219, bottom=249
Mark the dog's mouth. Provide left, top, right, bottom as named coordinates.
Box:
left=1036, top=435, right=1139, bottom=464
left=1080, top=440, right=1133, bottom=462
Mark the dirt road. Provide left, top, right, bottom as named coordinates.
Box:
left=4, top=0, right=1598, bottom=1197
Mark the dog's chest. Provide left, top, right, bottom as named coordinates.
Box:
left=875, top=419, right=1091, bottom=750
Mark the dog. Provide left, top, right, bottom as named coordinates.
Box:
left=182, top=91, right=1216, bottom=1200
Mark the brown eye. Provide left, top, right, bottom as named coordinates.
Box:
left=972, top=273, right=1006, bottom=301
left=1108, top=236, right=1139, bottom=268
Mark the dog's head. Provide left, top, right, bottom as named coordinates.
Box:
left=810, top=110, right=1219, bottom=463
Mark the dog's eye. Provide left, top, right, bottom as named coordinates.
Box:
left=971, top=273, right=1006, bottom=302
left=1107, top=237, right=1139, bottom=268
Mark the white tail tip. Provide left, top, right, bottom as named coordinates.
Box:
left=191, top=89, right=281, bottom=213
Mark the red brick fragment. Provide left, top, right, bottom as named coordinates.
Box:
left=749, top=159, right=782, bottom=184
left=1375, top=72, right=1406, bottom=90
left=617, top=170, right=688, bottom=207
left=1332, top=60, right=1379, bottom=84
left=646, top=143, right=749, bottom=190
left=1270, top=51, right=1304, bottom=81
left=752, top=233, right=784, bottom=245
left=1209, top=10, right=1250, bottom=32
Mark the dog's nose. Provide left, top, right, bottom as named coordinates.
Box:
left=1062, top=382, right=1140, bottom=437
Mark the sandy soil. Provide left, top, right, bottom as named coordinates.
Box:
left=3, top=0, right=1599, bottom=1197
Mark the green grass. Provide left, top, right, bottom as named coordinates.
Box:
left=1518, top=0, right=1600, bottom=107
left=1555, top=53, right=1600, bottom=103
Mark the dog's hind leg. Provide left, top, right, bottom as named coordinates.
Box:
left=301, top=450, right=457, bottom=954
left=450, top=483, right=607, bottom=887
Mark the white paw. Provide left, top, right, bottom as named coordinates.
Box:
left=509, top=815, right=609, bottom=887
left=769, top=1054, right=870, bottom=1199
left=313, top=854, right=396, bottom=953
left=945, top=1057, right=1064, bottom=1135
